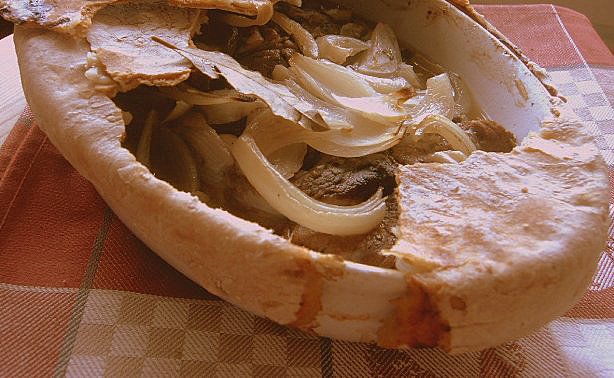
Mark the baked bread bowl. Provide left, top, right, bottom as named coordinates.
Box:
left=5, top=0, right=609, bottom=353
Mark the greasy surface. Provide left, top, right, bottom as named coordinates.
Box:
left=389, top=110, right=609, bottom=351
left=86, top=1, right=198, bottom=92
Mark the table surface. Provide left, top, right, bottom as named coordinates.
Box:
left=0, top=35, right=25, bottom=147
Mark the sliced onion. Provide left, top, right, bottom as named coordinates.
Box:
left=403, top=73, right=456, bottom=122
left=231, top=133, right=387, bottom=235
left=348, top=68, right=411, bottom=94
left=172, top=112, right=234, bottom=188
left=352, top=23, right=402, bottom=77
left=301, top=128, right=404, bottom=158
left=136, top=111, right=157, bottom=168
left=271, top=64, right=291, bottom=81
left=248, top=108, right=403, bottom=159
left=283, top=79, right=355, bottom=131
left=267, top=143, right=307, bottom=179
left=448, top=72, right=484, bottom=120
left=289, top=53, right=376, bottom=99
left=330, top=95, right=407, bottom=122
left=396, top=63, right=422, bottom=89
left=122, top=111, right=133, bottom=125
left=289, top=54, right=406, bottom=123
left=281, top=0, right=302, bottom=6
left=199, top=100, right=265, bottom=124
left=151, top=125, right=200, bottom=193
left=316, top=35, right=369, bottom=64
left=415, top=114, right=477, bottom=156
left=162, top=100, right=193, bottom=123
left=272, top=12, right=318, bottom=58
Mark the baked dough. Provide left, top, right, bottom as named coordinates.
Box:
left=12, top=0, right=609, bottom=353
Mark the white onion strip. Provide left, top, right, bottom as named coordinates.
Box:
left=272, top=12, right=319, bottom=58
left=289, top=54, right=407, bottom=123
left=231, top=133, right=387, bottom=235
left=416, top=114, right=477, bottom=156
left=316, top=35, right=368, bottom=64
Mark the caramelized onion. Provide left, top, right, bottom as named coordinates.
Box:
left=231, top=132, right=387, bottom=235
left=403, top=73, right=456, bottom=122
left=289, top=54, right=407, bottom=123
left=172, top=112, right=234, bottom=188
left=316, top=35, right=369, bottom=64
left=162, top=100, right=193, bottom=123
left=136, top=111, right=157, bottom=168
left=352, top=23, right=402, bottom=77
left=416, top=114, right=477, bottom=156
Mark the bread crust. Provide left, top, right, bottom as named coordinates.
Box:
left=12, top=0, right=609, bottom=352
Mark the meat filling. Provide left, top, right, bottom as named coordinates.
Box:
left=291, top=153, right=397, bottom=206
left=460, top=119, right=517, bottom=153
left=117, top=0, right=520, bottom=269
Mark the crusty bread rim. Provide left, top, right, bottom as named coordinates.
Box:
left=13, top=0, right=609, bottom=353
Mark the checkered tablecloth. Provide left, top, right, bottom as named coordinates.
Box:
left=1, top=4, right=613, bottom=377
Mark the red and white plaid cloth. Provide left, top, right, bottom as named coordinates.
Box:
left=1, top=5, right=613, bottom=377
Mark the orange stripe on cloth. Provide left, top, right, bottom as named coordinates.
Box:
left=565, top=287, right=614, bottom=319
left=0, top=123, right=107, bottom=287
left=475, top=5, right=614, bottom=68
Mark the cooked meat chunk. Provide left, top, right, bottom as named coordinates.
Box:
left=236, top=27, right=298, bottom=75
left=289, top=197, right=398, bottom=268
left=239, top=46, right=295, bottom=76
left=291, top=153, right=397, bottom=205
left=460, top=119, right=517, bottom=152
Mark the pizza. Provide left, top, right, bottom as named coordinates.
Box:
left=2, top=0, right=609, bottom=353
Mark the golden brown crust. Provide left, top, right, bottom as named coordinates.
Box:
left=390, top=108, right=609, bottom=352
left=377, top=277, right=450, bottom=349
